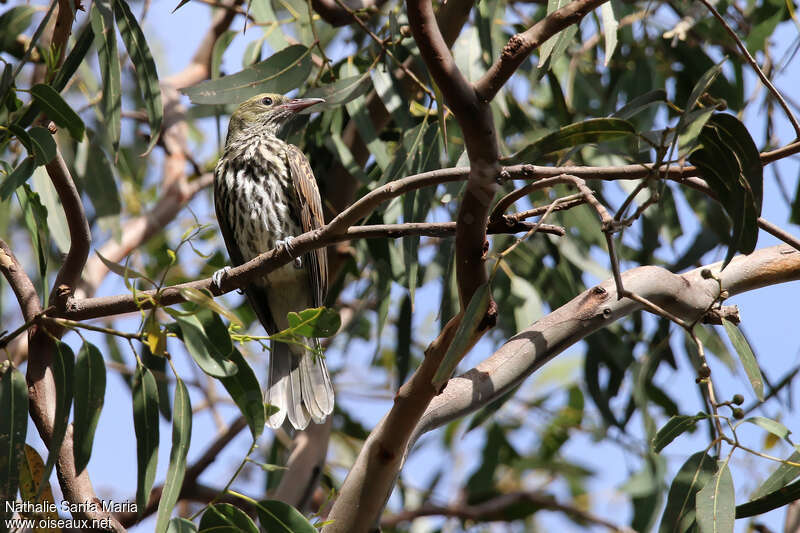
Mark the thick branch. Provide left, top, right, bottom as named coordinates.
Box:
left=475, top=0, right=610, bottom=102
left=410, top=244, right=800, bottom=448
left=0, top=240, right=42, bottom=322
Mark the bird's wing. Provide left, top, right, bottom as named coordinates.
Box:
left=285, top=144, right=328, bottom=307
left=214, top=155, right=279, bottom=333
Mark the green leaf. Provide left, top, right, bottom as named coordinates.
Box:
left=91, top=0, right=122, bottom=152
left=83, top=139, right=122, bottom=217
left=73, top=342, right=106, bottom=474
left=256, top=499, right=317, bottom=533
left=750, top=450, right=800, bottom=500
left=219, top=349, right=265, bottom=440
left=0, top=157, right=35, bottom=200
left=211, top=30, right=237, bottom=79
left=51, top=19, right=95, bottom=92
left=11, top=0, right=56, bottom=80
left=612, top=89, right=668, bottom=119
left=180, top=287, right=242, bottom=328
left=113, top=0, right=163, bottom=155
left=659, top=451, right=716, bottom=533
left=31, top=166, right=69, bottom=253
left=174, top=315, right=238, bottom=378
left=722, top=319, right=763, bottom=401
left=432, top=282, right=491, bottom=387
left=284, top=307, right=341, bottom=338
left=181, top=45, right=313, bottom=105
left=41, top=341, right=75, bottom=498
left=16, top=184, right=49, bottom=289
left=133, top=363, right=160, bottom=515
left=155, top=378, right=192, bottom=533
left=502, top=118, right=636, bottom=165
left=303, top=72, right=373, bottom=107
left=0, top=364, right=28, bottom=509
left=696, top=461, right=734, bottom=533
left=652, top=414, right=707, bottom=453
left=30, top=84, right=85, bottom=141
left=744, top=416, right=790, bottom=440
left=537, top=0, right=576, bottom=68
left=683, top=61, right=724, bottom=120
left=95, top=250, right=154, bottom=285
left=27, top=126, right=57, bottom=166
left=738, top=477, right=800, bottom=518
left=199, top=503, right=259, bottom=533
left=0, top=6, right=36, bottom=53
left=172, top=0, right=193, bottom=13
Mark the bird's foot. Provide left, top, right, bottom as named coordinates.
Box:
left=212, top=266, right=244, bottom=294
left=277, top=237, right=302, bottom=269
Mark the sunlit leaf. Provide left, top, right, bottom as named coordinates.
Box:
left=652, top=414, right=707, bottom=453
left=73, top=342, right=106, bottom=474
left=696, top=461, right=734, bottom=533
left=256, top=500, right=316, bottom=533
left=722, top=319, right=764, bottom=401
left=659, top=451, right=715, bottom=533
left=91, top=0, right=122, bottom=152
left=200, top=503, right=259, bottom=533
left=155, top=378, right=192, bottom=533
left=30, top=84, right=85, bottom=141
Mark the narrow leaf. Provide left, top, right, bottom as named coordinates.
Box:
left=601, top=2, right=618, bottom=66
left=722, top=319, right=763, bottom=401
left=256, top=499, right=317, bottom=533
left=612, top=89, right=668, bottom=119
left=27, top=126, right=57, bottom=166
left=0, top=365, right=28, bottom=508
left=91, top=0, right=122, bottom=152
left=696, top=461, right=735, bottom=533
left=51, top=21, right=94, bottom=92
left=113, top=0, right=163, bottom=154
left=174, top=315, right=238, bottom=377
left=133, top=363, right=160, bottom=515
left=751, top=450, right=800, bottom=500
left=744, top=416, right=791, bottom=440
left=180, top=287, right=242, bottom=327
left=0, top=157, right=35, bottom=200
left=303, top=72, right=373, bottom=107
left=30, top=84, right=85, bottom=141
left=73, top=342, right=106, bottom=474
left=200, top=503, right=259, bottom=533
left=653, top=414, right=706, bottom=453
left=17, top=445, right=58, bottom=522
left=738, top=477, right=800, bottom=518
left=155, top=378, right=192, bottom=533
left=219, top=349, right=265, bottom=439
left=432, top=283, right=491, bottom=387
left=659, top=451, right=716, bottom=533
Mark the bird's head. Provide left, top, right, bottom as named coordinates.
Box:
left=227, top=93, right=324, bottom=139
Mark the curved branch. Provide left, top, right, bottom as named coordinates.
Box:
left=409, top=244, right=800, bottom=448
left=0, top=240, right=42, bottom=322
left=475, top=0, right=610, bottom=102
left=46, top=149, right=91, bottom=306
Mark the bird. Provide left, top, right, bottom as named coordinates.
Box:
left=212, top=93, right=334, bottom=430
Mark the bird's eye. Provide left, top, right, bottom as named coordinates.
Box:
left=261, top=97, right=273, bottom=106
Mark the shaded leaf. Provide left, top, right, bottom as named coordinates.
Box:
left=612, top=89, right=668, bottom=119
left=200, top=503, right=259, bottom=533
left=696, top=461, right=734, bottom=533
left=180, top=287, right=242, bottom=327
left=113, top=0, right=163, bottom=154
left=659, top=451, right=716, bottom=533
left=0, top=6, right=36, bottom=53
left=744, top=416, right=790, bottom=441
left=30, top=84, right=85, bottom=141
left=432, top=283, right=490, bottom=387
left=175, top=315, right=238, bottom=378
left=304, top=72, right=373, bottom=107
left=0, top=157, right=35, bottom=200
left=503, top=118, right=636, bottom=165
left=155, top=378, right=192, bottom=533
left=256, top=499, right=316, bottom=533
left=0, top=364, right=28, bottom=508
left=83, top=139, right=122, bottom=217
left=219, top=349, right=265, bottom=439
left=601, top=2, right=618, bottom=66
left=722, top=319, right=764, bottom=401
left=51, top=21, right=95, bottom=92
left=182, top=45, right=313, bottom=105
left=96, top=250, right=154, bottom=284
left=653, top=414, right=707, bottom=453
left=751, top=450, right=800, bottom=500
left=73, top=342, right=106, bottom=474
left=17, top=445, right=58, bottom=521
left=91, top=0, right=122, bottom=152
left=133, top=363, right=160, bottom=515
left=738, top=477, right=800, bottom=518
left=284, top=307, right=341, bottom=338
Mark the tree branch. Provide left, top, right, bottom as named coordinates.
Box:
left=475, top=0, right=610, bottom=102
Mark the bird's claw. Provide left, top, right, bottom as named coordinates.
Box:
left=277, top=237, right=302, bottom=269
left=212, top=266, right=244, bottom=294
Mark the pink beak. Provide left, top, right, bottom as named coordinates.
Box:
left=281, top=98, right=325, bottom=113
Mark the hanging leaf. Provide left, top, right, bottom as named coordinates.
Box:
left=0, top=157, right=35, bottom=200
left=91, top=0, right=122, bottom=152
left=659, top=451, right=715, bottom=533
left=696, top=461, right=735, bottom=533
left=0, top=364, right=28, bottom=511
left=601, top=2, right=618, bottom=66
left=16, top=445, right=59, bottom=522
left=303, top=72, right=373, bottom=107
left=722, top=318, right=764, bottom=401
left=219, top=349, right=265, bottom=440
left=155, top=378, right=192, bottom=533
left=113, top=0, right=163, bottom=155
left=133, top=363, right=160, bottom=515
left=652, top=413, right=707, bottom=453
left=174, top=315, right=238, bottom=377
left=73, top=342, right=107, bottom=474
left=39, top=341, right=75, bottom=498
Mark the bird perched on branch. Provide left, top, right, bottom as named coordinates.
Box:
left=212, top=93, right=333, bottom=430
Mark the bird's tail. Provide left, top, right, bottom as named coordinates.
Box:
left=266, top=339, right=334, bottom=430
